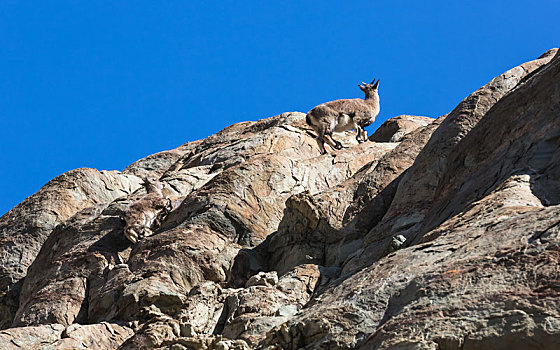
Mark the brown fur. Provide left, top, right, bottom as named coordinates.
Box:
left=122, top=177, right=171, bottom=243
left=306, top=79, right=380, bottom=154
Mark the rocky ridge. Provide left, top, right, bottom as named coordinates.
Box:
left=0, top=48, right=559, bottom=349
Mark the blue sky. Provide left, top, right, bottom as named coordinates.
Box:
left=1, top=1, right=559, bottom=215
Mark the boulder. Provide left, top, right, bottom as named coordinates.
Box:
left=0, top=322, right=132, bottom=349
left=369, top=115, right=434, bottom=142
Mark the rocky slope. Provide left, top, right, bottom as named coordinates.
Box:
left=0, top=48, right=558, bottom=349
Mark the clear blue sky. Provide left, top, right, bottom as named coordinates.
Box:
left=1, top=1, right=559, bottom=216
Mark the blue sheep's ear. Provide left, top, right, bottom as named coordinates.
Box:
left=370, top=78, right=376, bottom=84
left=373, top=80, right=380, bottom=89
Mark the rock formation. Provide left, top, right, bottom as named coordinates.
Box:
left=0, top=48, right=558, bottom=349
left=369, top=115, right=433, bottom=142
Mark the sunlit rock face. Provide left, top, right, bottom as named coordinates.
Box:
left=369, top=114, right=434, bottom=142
left=0, top=48, right=559, bottom=349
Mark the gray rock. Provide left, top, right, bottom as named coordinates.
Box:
left=0, top=322, right=132, bottom=349
left=276, top=304, right=299, bottom=317
left=245, top=271, right=278, bottom=288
